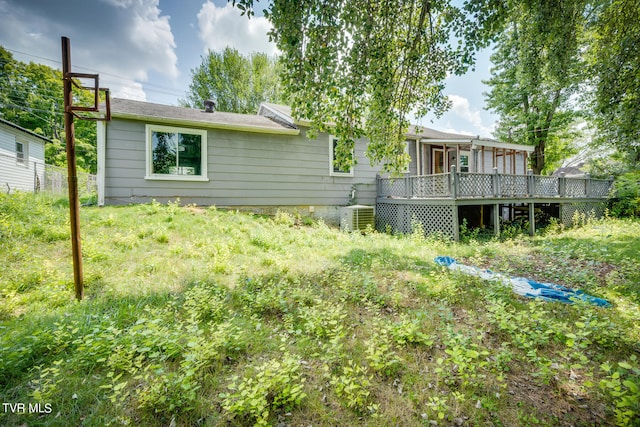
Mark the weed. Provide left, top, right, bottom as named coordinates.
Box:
left=329, top=361, right=374, bottom=413
left=364, top=326, right=403, bottom=376
left=435, top=330, right=490, bottom=389
left=599, top=356, right=640, bottom=426
left=0, top=193, right=638, bottom=426
left=220, top=354, right=307, bottom=426
left=459, top=218, right=480, bottom=242
left=274, top=209, right=296, bottom=226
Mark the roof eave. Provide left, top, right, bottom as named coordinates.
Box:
left=0, top=118, right=52, bottom=143
left=112, top=111, right=300, bottom=136
left=420, top=137, right=535, bottom=152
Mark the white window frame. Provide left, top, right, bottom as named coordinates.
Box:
left=459, top=150, right=471, bottom=173
left=329, top=135, right=354, bottom=177
left=15, top=140, right=27, bottom=166
left=145, top=124, right=209, bottom=181
left=432, top=147, right=445, bottom=174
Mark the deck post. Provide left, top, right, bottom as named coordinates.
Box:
left=492, top=167, right=500, bottom=197
left=529, top=202, right=535, bottom=236
left=493, top=203, right=500, bottom=237
left=585, top=173, right=592, bottom=197
left=527, top=169, right=534, bottom=197
left=404, top=176, right=412, bottom=198
left=559, top=172, right=566, bottom=197
left=450, top=165, right=458, bottom=199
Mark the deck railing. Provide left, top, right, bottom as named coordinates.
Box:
left=377, top=166, right=613, bottom=200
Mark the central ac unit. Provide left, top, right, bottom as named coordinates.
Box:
left=340, top=205, right=375, bottom=231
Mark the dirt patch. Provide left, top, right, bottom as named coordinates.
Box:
left=504, top=370, right=610, bottom=426
left=186, top=205, right=207, bottom=215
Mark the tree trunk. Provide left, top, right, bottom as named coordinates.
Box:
left=532, top=139, right=545, bottom=175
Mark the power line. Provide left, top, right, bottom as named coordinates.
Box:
left=1, top=102, right=65, bottom=117
left=4, top=47, right=186, bottom=99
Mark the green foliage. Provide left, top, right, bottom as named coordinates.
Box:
left=609, top=171, right=640, bottom=218
left=435, top=330, right=490, bottom=388
left=181, top=46, right=286, bottom=114
left=0, top=45, right=98, bottom=173
left=459, top=218, right=480, bottom=243
left=389, top=313, right=433, bottom=347
left=599, top=356, right=640, bottom=426
left=274, top=209, right=296, bottom=227
left=364, top=327, right=402, bottom=377
left=329, top=361, right=374, bottom=413
left=220, top=355, right=307, bottom=426
left=1, top=193, right=639, bottom=425
left=230, top=1, right=480, bottom=175
left=482, top=1, right=586, bottom=174
left=588, top=0, right=640, bottom=165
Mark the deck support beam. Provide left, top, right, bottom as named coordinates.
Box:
left=529, top=202, right=535, bottom=236
left=493, top=203, right=500, bottom=237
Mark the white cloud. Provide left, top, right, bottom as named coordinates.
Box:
left=112, top=81, right=147, bottom=101
left=0, top=0, right=179, bottom=101
left=447, top=95, right=495, bottom=137
left=197, top=1, right=276, bottom=55
left=129, top=2, right=179, bottom=79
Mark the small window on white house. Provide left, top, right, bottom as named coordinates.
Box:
left=329, top=136, right=354, bottom=177
left=16, top=141, right=25, bottom=165
left=146, top=125, right=208, bottom=181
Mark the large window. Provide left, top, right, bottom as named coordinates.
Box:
left=329, top=136, right=354, bottom=177
left=146, top=125, right=208, bottom=181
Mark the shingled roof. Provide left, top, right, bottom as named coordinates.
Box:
left=258, top=102, right=492, bottom=141
left=0, top=118, right=52, bottom=143
left=110, top=98, right=300, bottom=135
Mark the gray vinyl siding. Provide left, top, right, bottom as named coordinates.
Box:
left=104, top=118, right=380, bottom=208
left=0, top=124, right=45, bottom=193
left=407, top=139, right=418, bottom=175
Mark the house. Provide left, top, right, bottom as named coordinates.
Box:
left=98, top=99, right=612, bottom=238
left=0, top=118, right=47, bottom=193
left=98, top=98, right=380, bottom=221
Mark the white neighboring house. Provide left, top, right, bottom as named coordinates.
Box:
left=0, top=118, right=48, bottom=193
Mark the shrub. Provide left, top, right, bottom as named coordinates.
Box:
left=609, top=171, right=640, bottom=218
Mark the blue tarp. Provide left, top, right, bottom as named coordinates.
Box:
left=434, top=256, right=610, bottom=307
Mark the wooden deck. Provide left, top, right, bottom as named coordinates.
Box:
left=375, top=168, right=613, bottom=240
left=377, top=168, right=613, bottom=201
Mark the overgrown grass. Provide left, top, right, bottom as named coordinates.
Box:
left=1, top=192, right=638, bottom=426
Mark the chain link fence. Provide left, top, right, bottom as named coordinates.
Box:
left=43, top=164, right=97, bottom=197
left=1, top=151, right=96, bottom=197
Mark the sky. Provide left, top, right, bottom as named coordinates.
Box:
left=0, top=0, right=499, bottom=138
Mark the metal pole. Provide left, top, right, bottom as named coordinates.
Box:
left=62, top=36, right=84, bottom=301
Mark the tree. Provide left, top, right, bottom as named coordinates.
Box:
left=588, top=0, right=640, bottom=168
left=229, top=0, right=481, bottom=175
left=0, top=47, right=65, bottom=140
left=181, top=47, right=286, bottom=114
left=0, top=46, right=98, bottom=173
left=482, top=0, right=587, bottom=175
